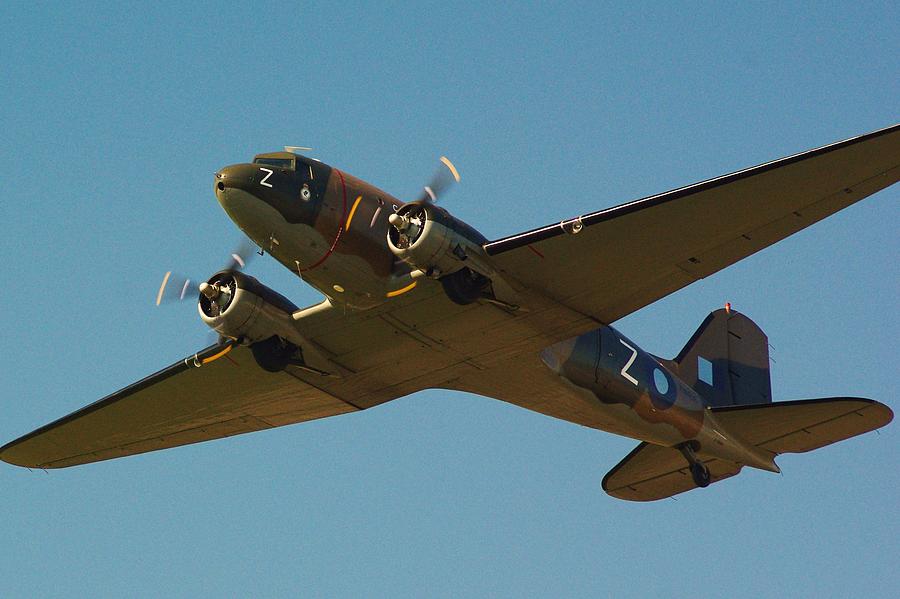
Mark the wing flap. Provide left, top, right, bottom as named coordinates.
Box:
left=602, top=442, right=742, bottom=502
left=0, top=343, right=358, bottom=469
left=711, top=398, right=893, bottom=455
left=486, top=124, right=900, bottom=325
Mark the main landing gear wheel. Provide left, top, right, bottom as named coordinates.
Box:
left=679, top=442, right=711, bottom=488
left=690, top=461, right=711, bottom=488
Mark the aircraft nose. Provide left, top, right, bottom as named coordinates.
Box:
left=214, top=163, right=270, bottom=226
left=214, top=164, right=265, bottom=213
left=215, top=164, right=255, bottom=196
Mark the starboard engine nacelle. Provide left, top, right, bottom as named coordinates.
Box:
left=197, top=270, right=323, bottom=372
left=198, top=270, right=299, bottom=343
left=387, top=203, right=508, bottom=305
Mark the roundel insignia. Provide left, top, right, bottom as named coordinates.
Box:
left=650, top=367, right=677, bottom=410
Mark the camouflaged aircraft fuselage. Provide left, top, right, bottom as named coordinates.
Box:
left=216, top=152, right=406, bottom=309
left=216, top=152, right=485, bottom=310
left=540, top=326, right=777, bottom=471
left=214, top=151, right=778, bottom=473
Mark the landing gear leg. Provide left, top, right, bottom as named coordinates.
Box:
left=251, top=336, right=299, bottom=373
left=678, top=443, right=711, bottom=488
left=440, top=268, right=489, bottom=305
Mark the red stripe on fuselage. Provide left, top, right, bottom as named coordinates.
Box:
left=296, top=169, right=349, bottom=272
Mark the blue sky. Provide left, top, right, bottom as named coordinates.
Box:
left=1, top=2, right=897, bottom=597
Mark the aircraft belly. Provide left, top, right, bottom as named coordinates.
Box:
left=441, top=356, right=691, bottom=446
left=220, top=187, right=394, bottom=308
left=588, top=390, right=699, bottom=446
left=451, top=356, right=776, bottom=472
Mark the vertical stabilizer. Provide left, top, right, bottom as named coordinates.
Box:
left=673, top=308, right=772, bottom=407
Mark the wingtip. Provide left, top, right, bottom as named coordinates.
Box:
left=871, top=400, right=894, bottom=428
left=0, top=444, right=38, bottom=469
left=0, top=434, right=62, bottom=469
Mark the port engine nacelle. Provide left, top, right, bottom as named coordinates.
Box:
left=387, top=204, right=488, bottom=278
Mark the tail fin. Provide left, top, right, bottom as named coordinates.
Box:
left=673, top=308, right=771, bottom=407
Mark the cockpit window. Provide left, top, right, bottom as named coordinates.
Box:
left=254, top=157, right=294, bottom=169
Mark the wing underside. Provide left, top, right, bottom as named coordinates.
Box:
left=0, top=343, right=361, bottom=469
left=485, top=123, right=900, bottom=325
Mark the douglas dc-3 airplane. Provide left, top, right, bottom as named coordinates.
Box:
left=2, top=125, right=897, bottom=500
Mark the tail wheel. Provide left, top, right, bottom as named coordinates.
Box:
left=690, top=462, right=711, bottom=488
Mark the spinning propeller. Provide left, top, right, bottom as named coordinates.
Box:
left=415, top=156, right=461, bottom=204
left=389, top=156, right=462, bottom=249
left=155, top=238, right=257, bottom=306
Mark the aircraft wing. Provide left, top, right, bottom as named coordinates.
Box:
left=0, top=342, right=363, bottom=469
left=485, top=123, right=900, bottom=324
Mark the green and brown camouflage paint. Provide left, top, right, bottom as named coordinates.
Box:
left=540, top=322, right=778, bottom=470
left=215, top=152, right=415, bottom=308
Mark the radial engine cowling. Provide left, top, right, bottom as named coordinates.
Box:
left=387, top=203, right=489, bottom=279
left=198, top=270, right=301, bottom=345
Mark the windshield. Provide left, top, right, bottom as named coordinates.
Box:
left=254, top=157, right=294, bottom=169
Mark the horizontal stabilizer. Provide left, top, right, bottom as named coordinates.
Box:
left=711, top=397, right=892, bottom=455
left=602, top=397, right=892, bottom=501
left=602, top=443, right=742, bottom=502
